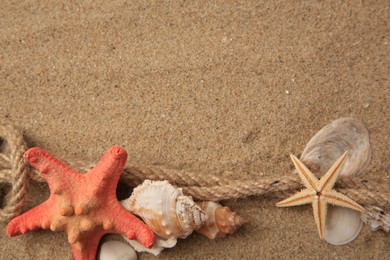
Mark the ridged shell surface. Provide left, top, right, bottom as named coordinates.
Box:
left=324, top=206, right=363, bottom=245
left=300, top=117, right=371, bottom=177
left=122, top=180, right=206, bottom=239
left=300, top=117, right=371, bottom=245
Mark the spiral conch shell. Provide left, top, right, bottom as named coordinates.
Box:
left=122, top=180, right=206, bottom=239
left=299, top=117, right=371, bottom=245
left=195, top=201, right=248, bottom=239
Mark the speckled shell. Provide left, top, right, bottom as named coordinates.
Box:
left=361, top=206, right=390, bottom=232
left=121, top=180, right=206, bottom=240
left=300, top=117, right=371, bottom=245
left=195, top=201, right=248, bottom=239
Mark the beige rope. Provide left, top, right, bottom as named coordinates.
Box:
left=0, top=125, right=30, bottom=220
left=25, top=160, right=390, bottom=203
left=1, top=125, right=389, bottom=222
left=117, top=165, right=390, bottom=207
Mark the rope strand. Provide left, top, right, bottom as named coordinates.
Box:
left=1, top=125, right=389, bottom=222
left=0, top=125, right=30, bottom=220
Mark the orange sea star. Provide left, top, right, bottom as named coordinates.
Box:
left=7, top=145, right=154, bottom=260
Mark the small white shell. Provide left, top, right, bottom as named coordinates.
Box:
left=123, top=234, right=176, bottom=256
left=122, top=180, right=206, bottom=239
left=361, top=206, right=390, bottom=232
left=99, top=240, right=137, bottom=260
left=300, top=117, right=371, bottom=245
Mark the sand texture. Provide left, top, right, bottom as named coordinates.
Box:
left=0, top=1, right=389, bottom=259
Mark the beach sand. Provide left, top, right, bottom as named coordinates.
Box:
left=0, top=1, right=389, bottom=259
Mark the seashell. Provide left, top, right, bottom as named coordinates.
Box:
left=99, top=240, right=137, bottom=260
left=323, top=206, right=364, bottom=245
left=299, top=117, right=371, bottom=245
left=122, top=180, right=206, bottom=240
left=361, top=206, right=390, bottom=232
left=123, top=234, right=176, bottom=256
left=300, top=117, right=371, bottom=178
left=195, top=201, right=248, bottom=239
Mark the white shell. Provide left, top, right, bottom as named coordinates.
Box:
left=361, top=206, right=390, bottom=232
left=99, top=240, right=137, bottom=260
left=300, top=117, right=371, bottom=177
left=300, top=117, right=371, bottom=245
left=324, top=206, right=363, bottom=245
left=123, top=234, right=176, bottom=256
left=122, top=180, right=206, bottom=239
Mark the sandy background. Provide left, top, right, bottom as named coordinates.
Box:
left=0, top=1, right=389, bottom=259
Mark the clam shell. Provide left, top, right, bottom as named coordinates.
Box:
left=99, top=240, right=137, bottom=260
left=324, top=206, right=363, bottom=245
left=300, top=117, right=371, bottom=178
left=122, top=180, right=206, bottom=240
left=300, top=117, right=371, bottom=245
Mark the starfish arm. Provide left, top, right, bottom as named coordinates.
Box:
left=312, top=196, right=328, bottom=240
left=111, top=203, right=155, bottom=248
left=7, top=198, right=55, bottom=236
left=24, top=147, right=79, bottom=190
left=290, top=154, right=319, bottom=190
left=322, top=190, right=365, bottom=212
left=276, top=189, right=316, bottom=207
left=87, top=146, right=127, bottom=189
left=318, top=151, right=348, bottom=191
left=71, top=229, right=107, bottom=260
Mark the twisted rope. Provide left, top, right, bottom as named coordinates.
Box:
left=119, top=170, right=390, bottom=208
left=1, top=125, right=389, bottom=224
left=0, top=125, right=30, bottom=220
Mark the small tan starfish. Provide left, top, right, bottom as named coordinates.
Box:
left=276, top=151, right=365, bottom=239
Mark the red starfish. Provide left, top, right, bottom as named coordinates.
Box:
left=7, top=145, right=154, bottom=260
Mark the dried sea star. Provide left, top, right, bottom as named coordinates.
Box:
left=276, top=152, right=365, bottom=239
left=7, top=145, right=154, bottom=260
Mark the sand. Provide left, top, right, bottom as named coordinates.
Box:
left=0, top=1, right=389, bottom=259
